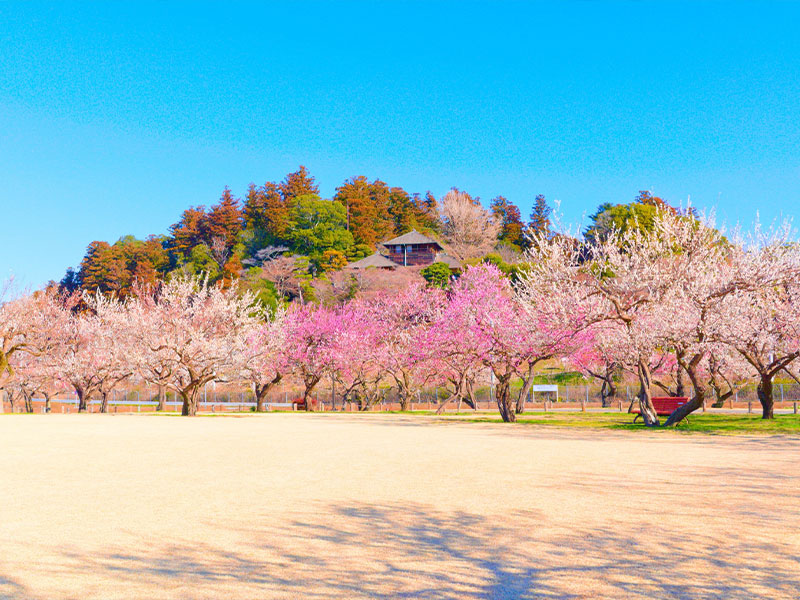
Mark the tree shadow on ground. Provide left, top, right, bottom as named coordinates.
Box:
left=6, top=501, right=798, bottom=599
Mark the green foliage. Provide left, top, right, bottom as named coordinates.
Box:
left=585, top=193, right=679, bottom=243
left=241, top=267, right=280, bottom=312
left=285, top=195, right=354, bottom=258
left=180, top=243, right=221, bottom=280
left=475, top=252, right=530, bottom=284
left=345, top=243, right=372, bottom=262
left=420, top=262, right=452, bottom=289
left=460, top=413, right=800, bottom=435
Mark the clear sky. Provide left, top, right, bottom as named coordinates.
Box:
left=2, top=0, right=799, bottom=286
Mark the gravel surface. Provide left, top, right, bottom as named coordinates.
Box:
left=1, top=414, right=798, bottom=599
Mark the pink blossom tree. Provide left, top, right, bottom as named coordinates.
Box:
left=283, top=303, right=342, bottom=410
left=435, top=264, right=590, bottom=422
left=84, top=292, right=135, bottom=413
left=374, top=284, right=442, bottom=411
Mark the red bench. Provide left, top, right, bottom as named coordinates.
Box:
left=632, top=396, right=690, bottom=423
left=291, top=397, right=318, bottom=410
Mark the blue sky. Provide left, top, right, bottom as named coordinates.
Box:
left=2, top=0, right=799, bottom=286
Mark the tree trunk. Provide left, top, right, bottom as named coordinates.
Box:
left=675, top=366, right=685, bottom=398
left=255, top=374, right=282, bottom=412
left=303, top=376, right=321, bottom=412
left=256, top=386, right=268, bottom=412
left=757, top=374, right=774, bottom=420
left=24, top=391, right=34, bottom=413
left=664, top=353, right=706, bottom=427
left=495, top=378, right=516, bottom=423
left=515, top=366, right=536, bottom=414
left=181, top=387, right=199, bottom=416
left=636, top=361, right=659, bottom=426
left=463, top=378, right=477, bottom=410
left=77, top=388, right=88, bottom=413
left=100, top=391, right=109, bottom=413
left=602, top=378, right=618, bottom=408
left=44, top=393, right=51, bottom=413
left=398, top=390, right=410, bottom=412
left=662, top=393, right=700, bottom=426
left=157, top=385, right=166, bottom=412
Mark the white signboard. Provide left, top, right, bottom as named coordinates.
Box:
left=530, top=384, right=559, bottom=402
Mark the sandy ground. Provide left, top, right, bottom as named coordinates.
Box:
left=1, top=415, right=798, bottom=599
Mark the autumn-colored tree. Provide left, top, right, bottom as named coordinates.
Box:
left=170, top=206, right=208, bottom=257
left=205, top=188, right=244, bottom=250
left=334, top=176, right=394, bottom=248
left=387, top=187, right=417, bottom=234
left=280, top=166, right=319, bottom=201
left=244, top=182, right=289, bottom=238
left=77, top=236, right=168, bottom=297
left=420, top=192, right=439, bottom=232
left=78, top=241, right=127, bottom=294
left=490, top=196, right=525, bottom=248
left=319, top=249, right=348, bottom=272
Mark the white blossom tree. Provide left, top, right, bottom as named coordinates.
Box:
left=130, top=276, right=260, bottom=416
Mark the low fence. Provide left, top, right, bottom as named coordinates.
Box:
left=4, top=382, right=800, bottom=414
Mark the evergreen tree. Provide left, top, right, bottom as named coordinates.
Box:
left=244, top=182, right=288, bottom=238
left=169, top=206, right=208, bottom=258
left=280, top=166, right=319, bottom=201
left=419, top=191, right=440, bottom=233
left=333, top=176, right=393, bottom=248
left=388, top=187, right=417, bottom=234
left=490, top=196, right=525, bottom=248
left=528, top=194, right=552, bottom=238
left=205, top=187, right=244, bottom=248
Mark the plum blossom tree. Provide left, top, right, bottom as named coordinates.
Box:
left=666, top=218, right=800, bottom=421
left=374, top=284, right=442, bottom=411
left=131, top=276, right=261, bottom=416
left=240, top=307, right=287, bottom=412
left=329, top=300, right=388, bottom=410
left=283, top=303, right=341, bottom=410
left=84, top=292, right=136, bottom=413
left=568, top=323, right=621, bottom=407
left=714, top=273, right=800, bottom=419
left=521, top=211, right=708, bottom=426
left=0, top=284, right=71, bottom=401
left=54, top=308, right=105, bottom=412
left=436, top=264, right=590, bottom=422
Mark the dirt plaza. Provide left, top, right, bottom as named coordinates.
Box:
left=1, top=414, right=798, bottom=599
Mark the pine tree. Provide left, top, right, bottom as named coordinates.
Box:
left=419, top=191, right=440, bottom=233
left=388, top=187, right=417, bottom=234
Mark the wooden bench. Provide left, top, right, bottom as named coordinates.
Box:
left=632, top=396, right=690, bottom=423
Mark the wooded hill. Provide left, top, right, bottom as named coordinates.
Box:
left=56, top=165, right=676, bottom=305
